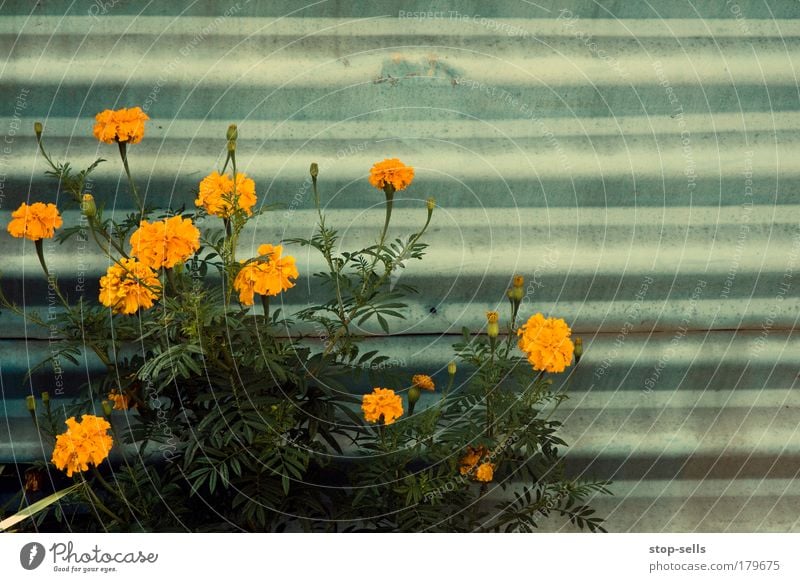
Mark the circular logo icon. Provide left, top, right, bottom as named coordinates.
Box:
left=20, top=542, right=46, bottom=570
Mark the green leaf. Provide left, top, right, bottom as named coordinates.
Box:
left=0, top=483, right=82, bottom=532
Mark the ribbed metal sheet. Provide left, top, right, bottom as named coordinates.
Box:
left=1, top=2, right=799, bottom=532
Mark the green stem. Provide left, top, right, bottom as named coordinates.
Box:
left=35, top=239, right=71, bottom=308
left=88, top=216, right=129, bottom=259
left=82, top=477, right=125, bottom=526
left=165, top=267, right=178, bottom=295
left=260, top=294, right=270, bottom=321
left=118, top=141, right=143, bottom=214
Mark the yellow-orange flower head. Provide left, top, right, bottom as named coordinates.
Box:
left=412, top=374, right=435, bottom=392
left=93, top=107, right=149, bottom=144
left=361, top=387, right=404, bottom=425
left=517, top=313, right=574, bottom=373
left=234, top=244, right=299, bottom=306
left=7, top=202, right=63, bottom=241
left=108, top=389, right=131, bottom=411
left=51, top=415, right=113, bottom=477
left=129, top=215, right=200, bottom=270
left=99, top=258, right=162, bottom=315
left=196, top=171, right=257, bottom=218
left=368, top=158, right=415, bottom=192
left=459, top=445, right=490, bottom=476
left=475, top=462, right=495, bottom=483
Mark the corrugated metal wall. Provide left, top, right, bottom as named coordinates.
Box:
left=1, top=1, right=799, bottom=531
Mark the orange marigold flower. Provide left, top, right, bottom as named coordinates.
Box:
left=486, top=311, right=499, bottom=324
left=233, top=244, right=298, bottom=306
left=129, top=215, right=200, bottom=270
left=517, top=313, right=574, bottom=373
left=93, top=107, right=149, bottom=144
left=98, top=258, right=161, bottom=315
left=475, top=462, right=495, bottom=483
left=51, top=415, right=113, bottom=477
left=361, top=387, right=404, bottom=425
left=368, top=158, right=415, bottom=192
left=412, top=374, right=435, bottom=391
left=108, top=389, right=132, bottom=411
left=7, top=202, right=63, bottom=241
left=196, top=171, right=257, bottom=218
left=459, top=445, right=490, bottom=476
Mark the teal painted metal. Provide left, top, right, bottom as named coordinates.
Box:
left=1, top=2, right=799, bottom=531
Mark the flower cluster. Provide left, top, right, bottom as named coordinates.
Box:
left=517, top=313, right=574, bottom=373
left=98, top=258, right=162, bottom=315
left=196, top=171, right=257, bottom=218
left=361, top=387, right=404, bottom=425
left=6, top=202, right=63, bottom=241
left=51, top=415, right=114, bottom=477
left=129, top=215, right=201, bottom=270
left=459, top=445, right=495, bottom=483
left=368, top=158, right=415, bottom=192
left=234, top=244, right=298, bottom=306
left=93, top=107, right=150, bottom=144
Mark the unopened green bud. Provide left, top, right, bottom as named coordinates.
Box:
left=574, top=337, right=583, bottom=363
left=448, top=361, right=457, bottom=376
left=41, top=391, right=50, bottom=406
left=34, top=122, right=43, bottom=139
left=227, top=139, right=236, bottom=153
left=25, top=395, right=36, bottom=412
left=310, top=163, right=319, bottom=178
left=81, top=193, right=96, bottom=218
left=101, top=400, right=114, bottom=417
left=426, top=197, right=435, bottom=211
left=407, top=385, right=421, bottom=414
left=226, top=124, right=238, bottom=141
left=486, top=311, right=499, bottom=339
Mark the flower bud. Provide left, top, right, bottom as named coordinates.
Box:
left=510, top=285, right=524, bottom=302
left=407, top=385, right=421, bottom=414
left=448, top=361, right=457, bottom=376
left=426, top=197, right=435, bottom=211
left=513, top=275, right=524, bottom=288
left=309, top=162, right=319, bottom=178
left=25, top=395, right=36, bottom=412
left=574, top=337, right=583, bottom=363
left=41, top=391, right=50, bottom=406
left=226, top=124, right=238, bottom=142
left=486, top=311, right=499, bottom=339
left=227, top=139, right=236, bottom=153
left=34, top=121, right=43, bottom=140
left=102, top=399, right=114, bottom=417
left=81, top=193, right=96, bottom=218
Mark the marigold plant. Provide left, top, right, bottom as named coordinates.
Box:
left=0, top=115, right=609, bottom=534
